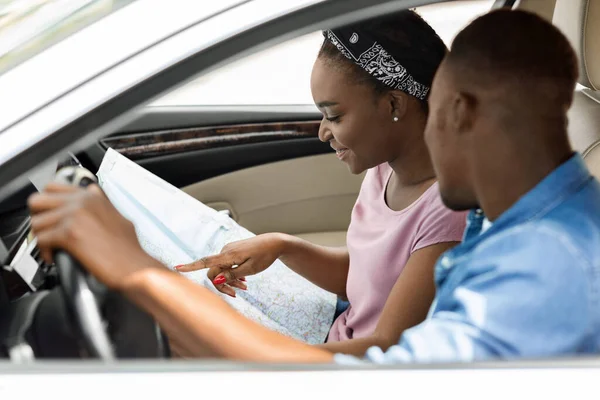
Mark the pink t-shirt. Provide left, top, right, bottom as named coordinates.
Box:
left=327, top=163, right=467, bottom=342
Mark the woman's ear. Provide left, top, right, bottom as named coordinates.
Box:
left=389, top=91, right=408, bottom=121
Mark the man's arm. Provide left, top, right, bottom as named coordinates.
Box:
left=124, top=265, right=333, bottom=362
left=336, top=229, right=591, bottom=364
left=28, top=183, right=332, bottom=362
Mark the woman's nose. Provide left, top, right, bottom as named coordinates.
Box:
left=318, top=120, right=333, bottom=143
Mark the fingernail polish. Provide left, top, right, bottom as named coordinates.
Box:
left=239, top=277, right=246, bottom=282
left=213, top=276, right=227, bottom=285
left=174, top=265, right=183, bottom=270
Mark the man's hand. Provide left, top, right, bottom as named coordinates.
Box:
left=27, top=183, right=334, bottom=363
left=175, top=233, right=287, bottom=297
left=28, top=183, right=164, bottom=290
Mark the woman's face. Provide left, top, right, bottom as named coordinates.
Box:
left=310, top=56, right=406, bottom=175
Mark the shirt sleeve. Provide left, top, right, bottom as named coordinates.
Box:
left=335, top=226, right=592, bottom=365
left=411, top=189, right=467, bottom=253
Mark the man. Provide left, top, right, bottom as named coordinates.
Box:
left=28, top=9, right=600, bottom=363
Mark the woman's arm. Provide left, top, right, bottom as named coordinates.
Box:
left=178, top=233, right=350, bottom=298
left=278, top=234, right=350, bottom=297
left=317, top=242, right=458, bottom=356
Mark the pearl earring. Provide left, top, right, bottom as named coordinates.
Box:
left=393, top=116, right=399, bottom=122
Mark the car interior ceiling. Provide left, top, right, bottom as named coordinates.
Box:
left=2, top=0, right=600, bottom=361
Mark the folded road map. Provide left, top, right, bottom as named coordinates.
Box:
left=97, top=148, right=336, bottom=344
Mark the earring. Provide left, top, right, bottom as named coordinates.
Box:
left=393, top=116, right=399, bottom=122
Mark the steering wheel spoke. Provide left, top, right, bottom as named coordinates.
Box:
left=51, top=167, right=169, bottom=360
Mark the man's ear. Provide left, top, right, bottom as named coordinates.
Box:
left=451, top=91, right=477, bottom=134
left=389, top=91, right=408, bottom=121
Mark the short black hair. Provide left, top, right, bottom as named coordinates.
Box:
left=318, top=9, right=447, bottom=114
left=446, top=9, right=578, bottom=111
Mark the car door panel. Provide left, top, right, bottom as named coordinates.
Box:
left=79, top=107, right=364, bottom=246
left=183, top=153, right=364, bottom=244
left=96, top=120, right=333, bottom=187
left=101, top=121, right=322, bottom=160
left=82, top=106, right=328, bottom=180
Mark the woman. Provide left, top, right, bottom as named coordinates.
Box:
left=31, top=10, right=466, bottom=359
left=176, top=10, right=466, bottom=356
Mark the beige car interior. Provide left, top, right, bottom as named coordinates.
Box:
left=525, top=0, right=600, bottom=178
left=183, top=154, right=365, bottom=247
left=184, top=0, right=600, bottom=248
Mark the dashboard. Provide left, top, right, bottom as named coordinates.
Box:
left=1, top=182, right=49, bottom=306
left=0, top=153, right=83, bottom=317
left=0, top=151, right=168, bottom=360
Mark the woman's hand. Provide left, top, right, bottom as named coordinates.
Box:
left=28, top=183, right=165, bottom=290
left=175, top=233, right=287, bottom=297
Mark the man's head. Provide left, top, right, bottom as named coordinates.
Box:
left=424, top=9, right=578, bottom=211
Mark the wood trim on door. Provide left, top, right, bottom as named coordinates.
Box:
left=101, top=121, right=321, bottom=160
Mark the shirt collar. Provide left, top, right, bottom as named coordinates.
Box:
left=465, top=153, right=591, bottom=240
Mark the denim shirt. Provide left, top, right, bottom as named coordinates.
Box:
left=335, top=153, right=600, bottom=364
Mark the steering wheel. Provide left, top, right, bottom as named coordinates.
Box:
left=53, top=167, right=169, bottom=360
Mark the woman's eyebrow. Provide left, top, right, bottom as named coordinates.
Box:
left=316, top=101, right=339, bottom=108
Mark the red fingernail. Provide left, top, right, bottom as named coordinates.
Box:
left=174, top=265, right=184, bottom=270
left=239, top=277, right=246, bottom=282
left=213, top=276, right=227, bottom=285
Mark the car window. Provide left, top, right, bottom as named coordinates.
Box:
left=0, top=0, right=138, bottom=75
left=152, top=0, right=495, bottom=107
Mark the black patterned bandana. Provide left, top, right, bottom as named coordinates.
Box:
left=324, top=28, right=429, bottom=100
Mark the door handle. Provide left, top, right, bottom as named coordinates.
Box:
left=218, top=209, right=232, bottom=218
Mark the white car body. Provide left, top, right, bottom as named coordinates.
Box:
left=0, top=0, right=598, bottom=396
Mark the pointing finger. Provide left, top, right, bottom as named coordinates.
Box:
left=176, top=252, right=241, bottom=272
left=174, top=257, right=209, bottom=272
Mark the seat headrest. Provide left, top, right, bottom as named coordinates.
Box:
left=583, top=140, right=600, bottom=180
left=553, top=0, right=600, bottom=90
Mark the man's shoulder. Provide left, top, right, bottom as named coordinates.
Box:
left=470, top=220, right=595, bottom=279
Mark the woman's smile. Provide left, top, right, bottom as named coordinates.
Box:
left=330, top=143, right=350, bottom=160
left=335, top=148, right=349, bottom=160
